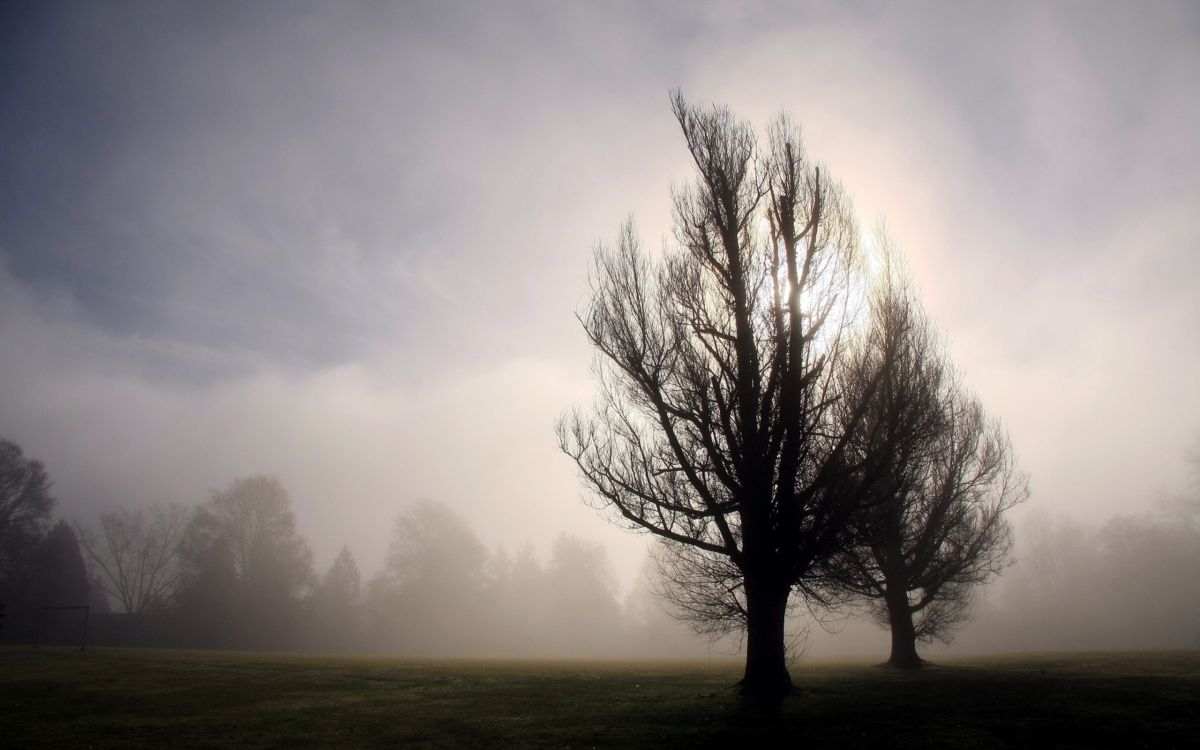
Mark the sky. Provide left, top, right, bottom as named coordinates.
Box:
left=1, top=0, right=1198, bottom=591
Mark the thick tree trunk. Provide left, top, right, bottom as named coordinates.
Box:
left=884, top=591, right=923, bottom=669
left=741, top=581, right=794, bottom=698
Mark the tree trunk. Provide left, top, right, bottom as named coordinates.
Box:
left=884, top=590, right=923, bottom=669
left=741, top=580, right=794, bottom=698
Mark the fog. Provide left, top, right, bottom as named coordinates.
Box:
left=2, top=2, right=1198, bottom=660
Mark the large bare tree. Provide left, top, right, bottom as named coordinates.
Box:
left=559, top=93, right=904, bottom=697
left=77, top=502, right=190, bottom=615
left=827, top=267, right=1027, bottom=667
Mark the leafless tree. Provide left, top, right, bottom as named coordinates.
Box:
left=559, top=92, right=905, bottom=698
left=827, top=267, right=1027, bottom=667
left=77, top=502, right=190, bottom=615
left=1160, top=434, right=1200, bottom=533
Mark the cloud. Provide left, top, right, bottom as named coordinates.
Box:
left=0, top=257, right=655, bottom=582
left=1, top=0, right=1197, bottom=597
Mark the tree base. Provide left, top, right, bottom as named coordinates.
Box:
left=734, top=676, right=793, bottom=717
left=735, top=675, right=795, bottom=697
left=735, top=669, right=795, bottom=713
left=880, top=655, right=928, bottom=670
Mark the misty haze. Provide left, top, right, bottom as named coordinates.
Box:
left=1, top=2, right=1197, bottom=747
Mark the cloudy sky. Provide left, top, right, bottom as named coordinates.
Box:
left=2, top=0, right=1197, bottom=588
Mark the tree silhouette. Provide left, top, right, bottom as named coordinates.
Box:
left=543, top=534, right=623, bottom=656
left=77, top=502, right=190, bottom=614
left=177, top=476, right=314, bottom=648
left=560, top=92, right=905, bottom=698
left=826, top=266, right=1026, bottom=667
left=1161, top=434, right=1200, bottom=533
left=372, top=499, right=487, bottom=654
left=0, top=438, right=55, bottom=599
left=310, top=545, right=363, bottom=650
left=27, top=521, right=92, bottom=607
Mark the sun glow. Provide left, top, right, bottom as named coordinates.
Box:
left=754, top=211, right=877, bottom=353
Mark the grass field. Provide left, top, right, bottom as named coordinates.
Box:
left=1, top=647, right=1196, bottom=748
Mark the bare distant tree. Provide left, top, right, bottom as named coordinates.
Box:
left=559, top=92, right=906, bottom=698
left=827, top=269, right=1027, bottom=667
left=1160, top=435, right=1200, bottom=533
left=0, top=438, right=55, bottom=596
left=77, top=502, right=190, bottom=615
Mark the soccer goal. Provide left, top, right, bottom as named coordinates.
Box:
left=33, top=606, right=90, bottom=650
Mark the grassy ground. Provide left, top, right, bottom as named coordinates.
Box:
left=0, top=647, right=1196, bottom=748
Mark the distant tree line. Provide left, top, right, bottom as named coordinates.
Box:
left=0, top=439, right=697, bottom=656
left=3, top=433, right=1196, bottom=658
left=958, top=493, right=1200, bottom=653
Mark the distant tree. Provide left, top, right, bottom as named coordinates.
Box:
left=178, top=477, right=314, bottom=647
left=372, top=500, right=487, bottom=654
left=175, top=524, right=239, bottom=647
left=309, top=545, right=364, bottom=649
left=77, top=502, right=190, bottom=614
left=559, top=93, right=904, bottom=697
left=542, top=534, right=623, bottom=656
left=317, top=545, right=362, bottom=608
left=1161, top=435, right=1200, bottom=533
left=1096, top=512, right=1200, bottom=648
left=480, top=541, right=547, bottom=656
left=188, top=476, right=314, bottom=599
left=26, top=521, right=92, bottom=607
left=826, top=270, right=1026, bottom=667
left=0, top=438, right=55, bottom=598
left=976, top=506, right=1200, bottom=653
left=383, top=499, right=486, bottom=593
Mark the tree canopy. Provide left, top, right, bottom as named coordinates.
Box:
left=0, top=438, right=55, bottom=598
left=824, top=266, right=1027, bottom=667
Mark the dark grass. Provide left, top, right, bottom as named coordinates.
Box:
left=1, top=647, right=1196, bottom=748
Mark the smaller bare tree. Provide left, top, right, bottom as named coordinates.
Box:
left=78, top=502, right=190, bottom=615
left=827, top=266, right=1027, bottom=667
